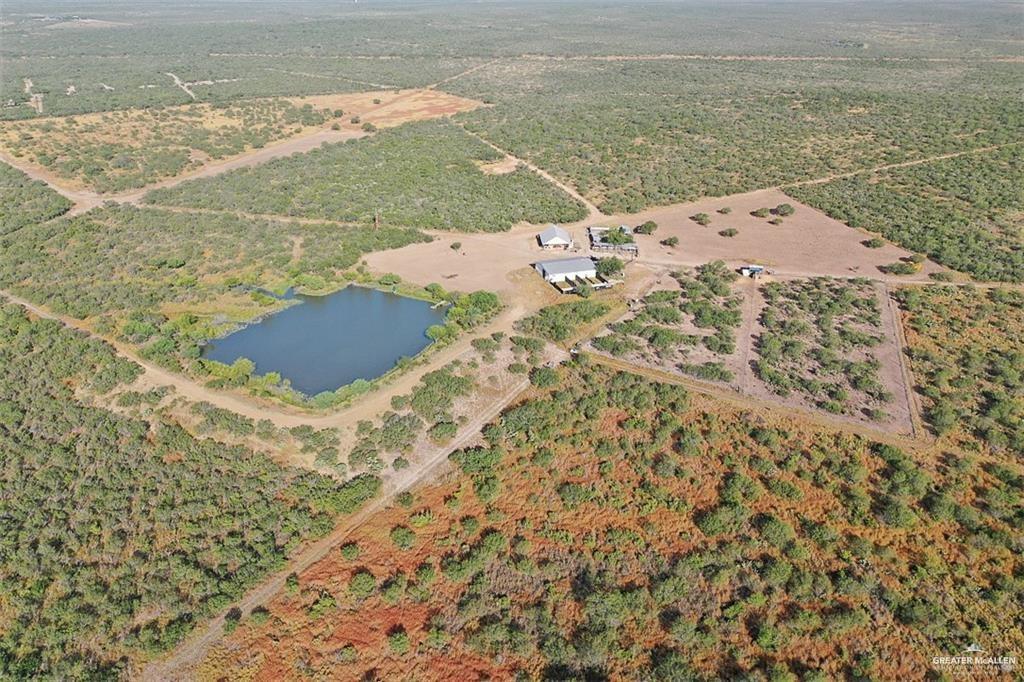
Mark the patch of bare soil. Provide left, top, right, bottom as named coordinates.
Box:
left=619, top=189, right=947, bottom=282
left=367, top=188, right=947, bottom=309
left=476, top=156, right=518, bottom=175
left=364, top=223, right=557, bottom=294
left=290, top=89, right=482, bottom=129
left=42, top=18, right=130, bottom=29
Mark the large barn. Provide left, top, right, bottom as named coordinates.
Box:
left=534, top=256, right=611, bottom=294
left=535, top=256, right=596, bottom=282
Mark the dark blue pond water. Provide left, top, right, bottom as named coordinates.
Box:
left=202, top=286, right=446, bottom=396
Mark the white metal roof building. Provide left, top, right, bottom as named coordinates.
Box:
left=534, top=256, right=597, bottom=283
left=537, top=225, right=574, bottom=249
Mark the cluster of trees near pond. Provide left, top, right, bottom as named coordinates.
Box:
left=0, top=304, right=380, bottom=678
left=0, top=205, right=430, bottom=385
left=144, top=120, right=587, bottom=231
left=0, top=204, right=429, bottom=322
left=0, top=195, right=510, bottom=409
left=216, top=360, right=1024, bottom=680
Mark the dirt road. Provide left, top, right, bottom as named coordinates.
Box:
left=458, top=125, right=605, bottom=222
left=2, top=128, right=368, bottom=216
left=137, top=375, right=531, bottom=682
left=1, top=86, right=466, bottom=215
left=165, top=72, right=196, bottom=100
left=427, top=58, right=502, bottom=89
left=780, top=143, right=1018, bottom=189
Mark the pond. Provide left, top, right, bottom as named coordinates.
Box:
left=202, top=286, right=446, bottom=396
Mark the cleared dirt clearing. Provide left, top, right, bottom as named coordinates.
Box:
left=364, top=190, right=947, bottom=294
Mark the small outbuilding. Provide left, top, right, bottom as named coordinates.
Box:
left=740, top=265, right=770, bottom=279
left=537, top=224, right=574, bottom=250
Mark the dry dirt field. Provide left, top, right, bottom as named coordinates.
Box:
left=289, top=89, right=482, bottom=129
left=621, top=189, right=947, bottom=281
left=364, top=223, right=561, bottom=293
left=365, top=189, right=946, bottom=298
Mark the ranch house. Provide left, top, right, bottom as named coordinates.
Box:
left=537, top=225, right=574, bottom=250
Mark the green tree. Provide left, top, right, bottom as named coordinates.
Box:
left=348, top=571, right=377, bottom=599
left=597, top=257, right=625, bottom=278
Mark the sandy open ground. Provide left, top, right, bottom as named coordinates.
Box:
left=621, top=188, right=945, bottom=281
left=289, top=89, right=482, bottom=129
left=363, top=189, right=945, bottom=296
